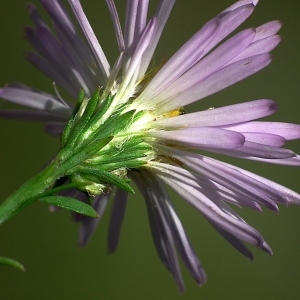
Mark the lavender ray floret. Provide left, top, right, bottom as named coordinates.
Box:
left=138, top=27, right=256, bottom=106
left=0, top=84, right=70, bottom=116
left=106, top=0, right=125, bottom=52
left=137, top=0, right=176, bottom=77
left=78, top=193, right=110, bottom=247
left=137, top=18, right=221, bottom=101
left=150, top=99, right=277, bottom=129
left=150, top=162, right=265, bottom=211
left=0, top=109, right=67, bottom=122
left=224, top=121, right=300, bottom=140
left=107, top=188, right=128, bottom=254
left=242, top=132, right=286, bottom=147
left=147, top=127, right=245, bottom=149
left=155, top=145, right=283, bottom=210
left=150, top=173, right=207, bottom=286
left=123, top=0, right=149, bottom=71
left=254, top=20, right=282, bottom=41
left=156, top=54, right=272, bottom=114
left=39, top=0, right=104, bottom=90
left=209, top=222, right=254, bottom=260
left=26, top=52, right=79, bottom=97
left=158, top=173, right=266, bottom=247
left=116, top=17, right=156, bottom=100
left=69, top=0, right=110, bottom=81
left=132, top=171, right=185, bottom=292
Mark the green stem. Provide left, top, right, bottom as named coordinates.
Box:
left=0, top=160, right=60, bottom=225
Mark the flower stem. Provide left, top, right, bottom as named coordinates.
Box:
left=0, top=160, right=59, bottom=225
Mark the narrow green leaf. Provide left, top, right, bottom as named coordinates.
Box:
left=0, top=256, right=25, bottom=272
left=39, top=196, right=98, bottom=218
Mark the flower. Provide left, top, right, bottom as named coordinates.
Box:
left=1, top=0, right=300, bottom=292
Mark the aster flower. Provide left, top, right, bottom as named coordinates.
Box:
left=1, top=0, right=300, bottom=292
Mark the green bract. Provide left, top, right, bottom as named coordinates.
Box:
left=0, top=88, right=156, bottom=224
left=59, top=89, right=154, bottom=197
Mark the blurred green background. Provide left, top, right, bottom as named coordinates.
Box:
left=1, top=0, right=300, bottom=299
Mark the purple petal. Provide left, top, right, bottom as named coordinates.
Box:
left=138, top=0, right=176, bottom=77
left=219, top=0, right=258, bottom=14
left=69, top=0, right=110, bottom=80
left=209, top=222, right=254, bottom=260
left=139, top=28, right=256, bottom=107
left=26, top=52, right=79, bottom=97
left=230, top=141, right=295, bottom=159
left=158, top=172, right=266, bottom=247
left=132, top=171, right=185, bottom=292
left=107, top=189, right=128, bottom=254
left=214, top=159, right=300, bottom=205
left=147, top=127, right=245, bottom=149
left=225, top=35, right=281, bottom=66
left=38, top=0, right=103, bottom=91
left=156, top=54, right=272, bottom=114
left=24, top=24, right=92, bottom=94
left=150, top=162, right=263, bottom=212
left=116, top=17, right=156, bottom=99
left=202, top=155, right=287, bottom=205
left=254, top=20, right=282, bottom=41
left=224, top=122, right=300, bottom=140
left=138, top=18, right=220, bottom=101
left=123, top=0, right=149, bottom=70
left=0, top=109, right=67, bottom=122
left=248, top=155, right=300, bottom=166
left=150, top=173, right=206, bottom=286
left=243, top=132, right=286, bottom=147
left=78, top=193, right=109, bottom=247
left=0, top=84, right=70, bottom=116
left=151, top=161, right=272, bottom=255
left=106, top=0, right=125, bottom=52
left=208, top=3, right=256, bottom=53
left=154, top=145, right=286, bottom=209
left=151, top=100, right=277, bottom=128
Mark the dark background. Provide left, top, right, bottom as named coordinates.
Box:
left=1, top=1, right=300, bottom=299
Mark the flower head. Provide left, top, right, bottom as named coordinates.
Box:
left=1, top=0, right=300, bottom=292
